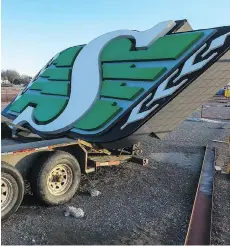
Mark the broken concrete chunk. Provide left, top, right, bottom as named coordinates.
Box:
left=89, top=189, right=101, bottom=197
left=64, top=206, right=84, bottom=218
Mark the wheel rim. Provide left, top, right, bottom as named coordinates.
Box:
left=47, top=164, right=73, bottom=196
left=1, top=176, right=14, bottom=211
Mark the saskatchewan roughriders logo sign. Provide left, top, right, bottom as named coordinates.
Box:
left=2, top=19, right=230, bottom=144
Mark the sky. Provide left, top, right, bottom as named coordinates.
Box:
left=1, top=0, right=230, bottom=77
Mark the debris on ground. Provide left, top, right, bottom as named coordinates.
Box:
left=186, top=118, right=226, bottom=124
left=89, top=188, right=101, bottom=197
left=201, top=99, right=230, bottom=120
left=213, top=140, right=229, bottom=144
left=64, top=206, right=84, bottom=218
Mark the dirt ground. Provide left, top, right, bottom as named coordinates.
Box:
left=1, top=98, right=230, bottom=245
left=1, top=87, right=22, bottom=103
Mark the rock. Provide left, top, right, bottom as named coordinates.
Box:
left=89, top=189, right=101, bottom=197
left=64, top=206, right=84, bottom=218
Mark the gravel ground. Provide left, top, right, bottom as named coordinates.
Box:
left=211, top=174, right=230, bottom=245
left=2, top=144, right=203, bottom=245
left=1, top=103, right=230, bottom=245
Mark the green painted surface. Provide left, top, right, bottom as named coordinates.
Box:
left=9, top=94, right=67, bottom=123
left=101, top=81, right=143, bottom=100
left=6, top=31, right=204, bottom=132
left=52, top=46, right=82, bottom=67
left=74, top=100, right=122, bottom=130
left=40, top=68, right=71, bottom=80
left=28, top=80, right=44, bottom=90
left=103, top=64, right=166, bottom=80
left=101, top=32, right=204, bottom=61
left=30, top=81, right=69, bottom=96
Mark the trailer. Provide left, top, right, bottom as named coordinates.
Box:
left=1, top=122, right=148, bottom=220
left=1, top=19, right=230, bottom=221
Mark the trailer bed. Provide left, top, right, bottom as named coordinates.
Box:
left=1, top=137, right=78, bottom=154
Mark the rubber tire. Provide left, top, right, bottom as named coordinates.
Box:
left=1, top=162, right=24, bottom=221
left=30, top=151, right=81, bottom=206
left=1, top=122, right=12, bottom=139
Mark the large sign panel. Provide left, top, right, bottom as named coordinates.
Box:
left=2, top=20, right=230, bottom=146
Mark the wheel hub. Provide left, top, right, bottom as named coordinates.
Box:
left=1, top=177, right=14, bottom=211
left=47, top=164, right=73, bottom=196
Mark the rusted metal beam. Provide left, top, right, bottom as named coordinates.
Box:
left=185, top=147, right=215, bottom=245
left=131, top=156, right=149, bottom=166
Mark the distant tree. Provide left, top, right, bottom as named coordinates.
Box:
left=1, top=70, right=32, bottom=86
left=1, top=69, right=20, bottom=84
left=20, top=75, right=32, bottom=85
left=1, top=70, right=8, bottom=80
left=12, top=78, right=22, bottom=85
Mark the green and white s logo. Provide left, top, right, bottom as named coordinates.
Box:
left=4, top=20, right=230, bottom=143
left=9, top=20, right=177, bottom=133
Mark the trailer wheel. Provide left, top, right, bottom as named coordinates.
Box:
left=30, top=151, right=81, bottom=206
left=1, top=162, right=24, bottom=220
left=1, top=122, right=12, bottom=139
